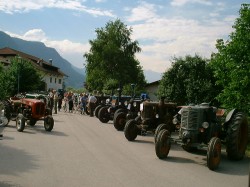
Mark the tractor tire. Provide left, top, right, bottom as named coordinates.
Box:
left=226, top=112, right=248, bottom=160
left=124, top=119, right=139, bottom=141
left=155, top=129, right=171, bottom=159
left=44, top=115, right=54, bottom=131
left=114, top=112, right=127, bottom=131
left=207, top=137, right=221, bottom=170
left=98, top=107, right=110, bottom=123
left=94, top=105, right=103, bottom=117
left=113, top=108, right=127, bottom=120
left=182, top=144, right=197, bottom=152
left=154, top=123, right=171, bottom=143
left=16, top=114, right=25, bottom=132
left=29, top=118, right=37, bottom=126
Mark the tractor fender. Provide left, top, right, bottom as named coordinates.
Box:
left=225, top=109, right=238, bottom=123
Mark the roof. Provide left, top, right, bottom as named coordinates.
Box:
left=146, top=80, right=160, bottom=87
left=0, top=47, right=67, bottom=77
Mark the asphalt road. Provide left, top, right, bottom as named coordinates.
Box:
left=0, top=111, right=249, bottom=187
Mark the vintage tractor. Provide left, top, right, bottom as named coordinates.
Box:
left=155, top=103, right=249, bottom=170
left=113, top=97, right=142, bottom=131
left=93, top=95, right=111, bottom=117
left=97, top=95, right=130, bottom=123
left=124, top=97, right=177, bottom=141
left=4, top=96, right=54, bottom=132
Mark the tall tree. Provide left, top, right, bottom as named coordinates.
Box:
left=84, top=19, right=146, bottom=94
left=0, top=56, right=44, bottom=98
left=158, top=55, right=219, bottom=105
left=210, top=4, right=250, bottom=113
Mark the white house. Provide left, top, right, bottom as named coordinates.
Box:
left=0, top=47, right=66, bottom=91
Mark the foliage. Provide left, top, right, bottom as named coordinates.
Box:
left=210, top=4, right=250, bottom=114
left=84, top=19, right=146, bottom=95
left=158, top=55, right=220, bottom=105
left=0, top=57, right=44, bottom=98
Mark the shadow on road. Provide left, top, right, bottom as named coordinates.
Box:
left=0, top=144, right=39, bottom=176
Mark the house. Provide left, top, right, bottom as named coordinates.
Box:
left=0, top=47, right=67, bottom=91
left=145, top=80, right=160, bottom=101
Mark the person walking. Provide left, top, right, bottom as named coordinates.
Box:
left=88, top=94, right=97, bottom=117
left=53, top=90, right=58, bottom=114
left=68, top=91, right=74, bottom=112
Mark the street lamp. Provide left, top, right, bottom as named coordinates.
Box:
left=17, top=56, right=22, bottom=94
left=131, top=83, right=136, bottom=98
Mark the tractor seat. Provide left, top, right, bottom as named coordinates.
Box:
left=216, top=109, right=225, bottom=117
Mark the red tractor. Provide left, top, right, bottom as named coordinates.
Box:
left=5, top=96, right=54, bottom=132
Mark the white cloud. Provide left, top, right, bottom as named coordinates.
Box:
left=126, top=2, right=235, bottom=73
left=0, top=0, right=115, bottom=17
left=170, top=0, right=213, bottom=6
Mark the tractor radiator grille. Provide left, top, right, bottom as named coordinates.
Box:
left=181, top=108, right=199, bottom=130
left=35, top=103, right=45, bottom=115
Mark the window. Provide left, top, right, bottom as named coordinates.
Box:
left=59, top=79, right=62, bottom=84
left=55, top=78, right=57, bottom=83
left=50, top=77, right=52, bottom=83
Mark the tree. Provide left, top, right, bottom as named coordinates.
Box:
left=210, top=4, right=250, bottom=114
left=158, top=55, right=219, bottom=105
left=0, top=56, right=44, bottom=98
left=84, top=19, right=146, bottom=95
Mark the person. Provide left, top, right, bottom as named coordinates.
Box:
left=53, top=90, right=58, bottom=114
left=58, top=92, right=63, bottom=111
left=80, top=93, right=88, bottom=114
left=48, top=89, right=54, bottom=112
left=88, top=94, right=97, bottom=117
left=67, top=91, right=74, bottom=112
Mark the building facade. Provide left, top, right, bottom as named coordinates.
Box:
left=145, top=80, right=160, bottom=101
left=0, top=47, right=66, bottom=91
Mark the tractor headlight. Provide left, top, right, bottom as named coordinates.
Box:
left=202, top=122, right=209, bottom=129
left=156, top=114, right=159, bottom=118
left=0, top=109, right=4, bottom=115
left=119, top=102, right=121, bottom=105
left=137, top=111, right=141, bottom=116
left=133, top=102, right=137, bottom=107
left=173, top=118, right=178, bottom=125
left=124, top=101, right=128, bottom=106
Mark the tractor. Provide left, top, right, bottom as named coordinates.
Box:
left=3, top=96, right=54, bottom=132
left=113, top=97, right=142, bottom=131
left=155, top=103, right=249, bottom=170
left=124, top=97, right=177, bottom=141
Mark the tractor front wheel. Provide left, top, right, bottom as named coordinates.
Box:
left=207, top=137, right=221, bottom=170
left=98, top=107, right=110, bottom=123
left=16, top=114, right=25, bottom=132
left=114, top=112, right=127, bottom=131
left=155, top=129, right=171, bottom=159
left=44, top=115, right=54, bottom=131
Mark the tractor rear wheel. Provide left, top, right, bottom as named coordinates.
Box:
left=44, top=115, right=54, bottom=131
left=124, top=119, right=139, bottom=141
left=94, top=105, right=103, bottom=117
left=114, top=112, right=126, bottom=131
left=155, top=129, right=171, bottom=159
left=16, top=114, right=25, bottom=132
left=207, top=137, right=221, bottom=170
left=226, top=112, right=248, bottom=160
left=98, top=107, right=110, bottom=123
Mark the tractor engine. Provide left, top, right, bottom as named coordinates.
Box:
left=179, top=103, right=219, bottom=146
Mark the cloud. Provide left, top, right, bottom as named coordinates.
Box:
left=6, top=29, right=90, bottom=68
left=0, top=0, right=115, bottom=17
left=170, top=0, right=213, bottom=6
left=126, top=2, right=235, bottom=73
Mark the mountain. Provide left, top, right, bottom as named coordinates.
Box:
left=0, top=31, right=85, bottom=88
left=144, top=70, right=162, bottom=83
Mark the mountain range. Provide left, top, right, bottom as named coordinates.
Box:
left=0, top=31, right=161, bottom=88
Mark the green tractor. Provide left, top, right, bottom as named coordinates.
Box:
left=155, top=103, right=249, bottom=170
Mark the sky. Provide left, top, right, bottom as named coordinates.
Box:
left=0, top=0, right=246, bottom=77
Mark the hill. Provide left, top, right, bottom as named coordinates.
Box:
left=0, top=31, right=85, bottom=88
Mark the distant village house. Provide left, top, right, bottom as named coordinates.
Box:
left=0, top=47, right=67, bottom=91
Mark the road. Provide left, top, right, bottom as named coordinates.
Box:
left=0, top=111, right=249, bottom=187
